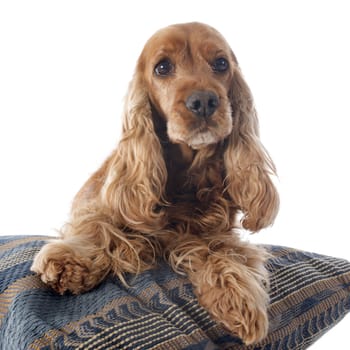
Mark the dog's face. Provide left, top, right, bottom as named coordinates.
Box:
left=138, top=22, right=236, bottom=149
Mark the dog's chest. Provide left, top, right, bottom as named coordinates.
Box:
left=164, top=162, right=234, bottom=234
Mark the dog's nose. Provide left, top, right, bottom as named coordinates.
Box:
left=185, top=91, right=219, bottom=118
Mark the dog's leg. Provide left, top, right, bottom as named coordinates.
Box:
left=167, top=234, right=269, bottom=345
left=31, top=215, right=156, bottom=294
left=31, top=235, right=111, bottom=294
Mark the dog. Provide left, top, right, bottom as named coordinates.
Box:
left=31, top=22, right=279, bottom=345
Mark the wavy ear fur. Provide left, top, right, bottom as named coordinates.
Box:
left=73, top=73, right=167, bottom=233
left=225, top=66, right=279, bottom=232
left=103, top=74, right=168, bottom=231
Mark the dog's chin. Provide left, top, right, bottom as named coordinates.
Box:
left=168, top=130, right=218, bottom=149
left=187, top=131, right=219, bottom=149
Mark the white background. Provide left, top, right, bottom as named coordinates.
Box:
left=0, top=1, right=349, bottom=348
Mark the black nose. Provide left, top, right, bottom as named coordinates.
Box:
left=185, top=91, right=219, bottom=118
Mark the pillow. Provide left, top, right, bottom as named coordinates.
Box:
left=0, top=236, right=349, bottom=349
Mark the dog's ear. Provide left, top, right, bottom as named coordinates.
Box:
left=224, top=66, right=279, bottom=232
left=74, top=72, right=168, bottom=233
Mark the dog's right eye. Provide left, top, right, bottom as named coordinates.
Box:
left=154, top=59, right=174, bottom=76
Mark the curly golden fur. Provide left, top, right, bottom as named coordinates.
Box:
left=31, top=22, right=279, bottom=345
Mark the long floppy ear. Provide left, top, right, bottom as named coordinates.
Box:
left=74, top=71, right=168, bottom=233
left=224, top=66, right=279, bottom=232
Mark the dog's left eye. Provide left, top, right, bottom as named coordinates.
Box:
left=154, top=59, right=174, bottom=76
left=212, top=57, right=229, bottom=73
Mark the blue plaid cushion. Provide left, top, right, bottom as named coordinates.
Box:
left=0, top=236, right=349, bottom=349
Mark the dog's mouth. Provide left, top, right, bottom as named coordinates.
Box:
left=165, top=103, right=233, bottom=149
left=187, top=115, right=233, bottom=149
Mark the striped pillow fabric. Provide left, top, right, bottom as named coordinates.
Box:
left=0, top=236, right=349, bottom=349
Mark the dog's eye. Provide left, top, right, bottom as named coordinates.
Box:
left=212, top=57, right=229, bottom=73
left=154, top=59, right=174, bottom=76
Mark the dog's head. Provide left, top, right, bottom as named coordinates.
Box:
left=138, top=22, right=235, bottom=149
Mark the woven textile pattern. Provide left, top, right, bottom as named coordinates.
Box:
left=0, top=236, right=349, bottom=350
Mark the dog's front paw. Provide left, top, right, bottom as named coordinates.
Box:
left=31, top=241, right=101, bottom=295
left=201, top=284, right=268, bottom=344
left=196, top=262, right=269, bottom=345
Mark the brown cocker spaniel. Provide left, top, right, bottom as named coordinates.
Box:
left=32, top=22, right=279, bottom=345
